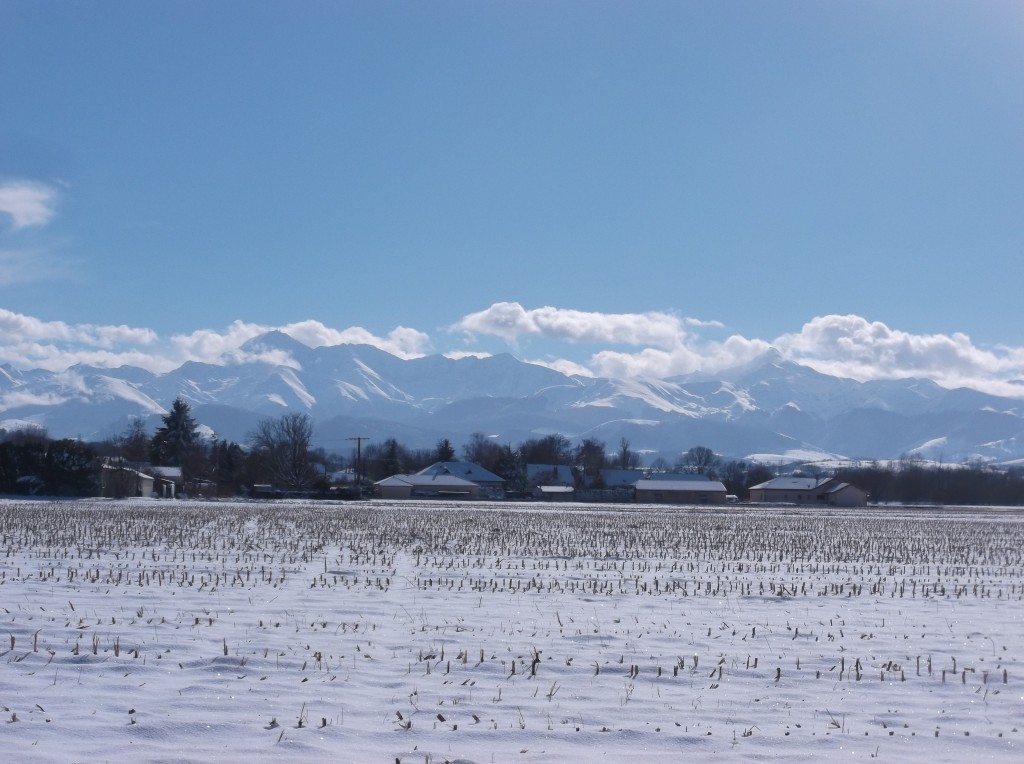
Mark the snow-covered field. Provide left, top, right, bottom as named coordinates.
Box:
left=2, top=499, right=1022, bottom=763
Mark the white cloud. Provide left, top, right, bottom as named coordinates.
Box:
left=451, top=304, right=1024, bottom=396
left=0, top=310, right=433, bottom=374
left=2, top=304, right=1024, bottom=399
left=0, top=308, right=157, bottom=348
left=0, top=391, right=68, bottom=413
left=454, top=302, right=687, bottom=347
left=168, top=320, right=431, bottom=367
left=773, top=315, right=1024, bottom=396
left=0, top=180, right=59, bottom=229
left=524, top=357, right=596, bottom=378
left=443, top=351, right=493, bottom=360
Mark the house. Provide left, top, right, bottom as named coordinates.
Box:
left=748, top=476, right=868, bottom=507
left=375, top=473, right=482, bottom=500
left=99, top=464, right=154, bottom=498
left=416, top=462, right=505, bottom=497
left=532, top=484, right=575, bottom=501
left=149, top=466, right=184, bottom=498
left=635, top=478, right=728, bottom=504
left=646, top=472, right=712, bottom=482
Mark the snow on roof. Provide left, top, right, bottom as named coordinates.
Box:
left=823, top=482, right=862, bottom=494
left=646, top=472, right=711, bottom=482
left=377, top=473, right=478, bottom=489
left=635, top=479, right=726, bottom=492
left=536, top=485, right=575, bottom=494
left=416, top=461, right=505, bottom=483
left=749, top=476, right=822, bottom=491
left=601, top=468, right=645, bottom=485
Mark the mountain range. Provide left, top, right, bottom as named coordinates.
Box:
left=2, top=330, right=1023, bottom=466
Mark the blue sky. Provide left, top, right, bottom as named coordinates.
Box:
left=2, top=2, right=1023, bottom=395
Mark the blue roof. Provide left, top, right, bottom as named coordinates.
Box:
left=416, top=461, right=505, bottom=484
left=646, top=472, right=712, bottom=482
left=636, top=479, right=726, bottom=492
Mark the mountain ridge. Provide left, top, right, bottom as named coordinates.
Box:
left=1, top=333, right=1022, bottom=465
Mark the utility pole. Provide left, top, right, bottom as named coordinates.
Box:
left=347, top=436, right=369, bottom=493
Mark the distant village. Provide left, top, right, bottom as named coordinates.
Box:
left=12, top=397, right=1023, bottom=506
left=373, top=460, right=868, bottom=506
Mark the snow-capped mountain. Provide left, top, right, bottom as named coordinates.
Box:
left=2, top=332, right=1023, bottom=465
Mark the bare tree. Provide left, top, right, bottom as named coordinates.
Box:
left=248, top=413, right=316, bottom=489
left=575, top=438, right=608, bottom=487
left=678, top=445, right=720, bottom=476
left=462, top=432, right=505, bottom=473
left=618, top=437, right=640, bottom=469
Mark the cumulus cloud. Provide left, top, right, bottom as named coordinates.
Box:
left=0, top=308, right=158, bottom=349
left=443, top=351, right=493, bottom=361
left=774, top=315, right=1024, bottom=395
left=0, top=391, right=68, bottom=411
left=451, top=304, right=1024, bottom=396
left=0, top=180, right=59, bottom=229
left=0, top=309, right=433, bottom=374
left=2, top=303, right=1024, bottom=398
left=454, top=302, right=687, bottom=348
left=525, top=357, right=597, bottom=378
left=452, top=302, right=772, bottom=380
left=169, top=320, right=431, bottom=367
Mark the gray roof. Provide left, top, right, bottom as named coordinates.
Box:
left=377, top=473, right=478, bottom=489
left=748, top=476, right=823, bottom=491
left=645, top=472, right=713, bottom=482
left=416, top=461, right=505, bottom=484
left=600, top=468, right=645, bottom=486
left=635, top=479, right=727, bottom=492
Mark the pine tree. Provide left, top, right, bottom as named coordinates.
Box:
left=150, top=398, right=200, bottom=467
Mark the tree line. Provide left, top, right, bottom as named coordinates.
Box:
left=1, top=399, right=1023, bottom=505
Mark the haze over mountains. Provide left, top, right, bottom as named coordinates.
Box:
left=2, top=330, right=1022, bottom=466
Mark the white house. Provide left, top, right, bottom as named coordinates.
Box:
left=634, top=479, right=728, bottom=505
left=532, top=484, right=575, bottom=501
left=375, top=473, right=482, bottom=500
left=748, top=476, right=868, bottom=506
left=416, top=462, right=505, bottom=496
left=99, top=464, right=154, bottom=498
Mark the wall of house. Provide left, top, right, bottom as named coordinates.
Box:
left=637, top=489, right=727, bottom=504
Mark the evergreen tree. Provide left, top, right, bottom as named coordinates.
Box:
left=435, top=438, right=456, bottom=462
left=42, top=439, right=97, bottom=496
left=150, top=398, right=201, bottom=468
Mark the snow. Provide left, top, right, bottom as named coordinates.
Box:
left=276, top=368, right=316, bottom=409
left=744, top=448, right=845, bottom=465
left=335, top=380, right=370, bottom=401
left=1, top=498, right=1023, bottom=763
left=909, top=437, right=949, bottom=458
left=97, top=376, right=166, bottom=414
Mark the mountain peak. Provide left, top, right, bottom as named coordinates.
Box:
left=238, top=331, right=312, bottom=359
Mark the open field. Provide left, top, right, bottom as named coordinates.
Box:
left=1, top=499, right=1023, bottom=762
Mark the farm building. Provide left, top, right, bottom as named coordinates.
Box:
left=375, top=473, right=482, bottom=500
left=99, top=464, right=154, bottom=498
left=748, top=476, right=868, bottom=506
left=634, top=478, right=728, bottom=504
left=533, top=484, right=575, bottom=500
left=416, top=462, right=505, bottom=496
